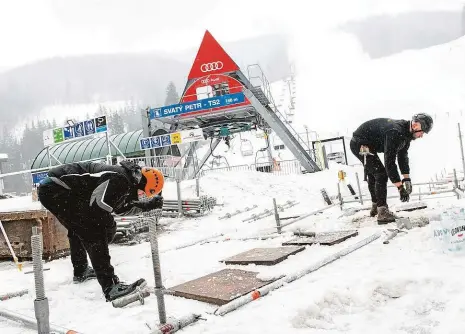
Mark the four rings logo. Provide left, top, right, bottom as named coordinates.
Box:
left=200, top=61, right=223, bottom=72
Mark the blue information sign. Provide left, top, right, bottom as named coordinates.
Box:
left=32, top=172, right=49, bottom=186
left=149, top=92, right=245, bottom=120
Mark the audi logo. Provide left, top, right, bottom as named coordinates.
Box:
left=200, top=61, right=223, bottom=72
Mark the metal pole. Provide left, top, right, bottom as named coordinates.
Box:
left=105, top=132, right=112, bottom=164
left=355, top=172, right=363, bottom=205
left=176, top=178, right=183, bottom=217
left=147, top=209, right=167, bottom=325
left=454, top=168, right=460, bottom=199
left=46, top=147, right=52, bottom=167
left=273, top=198, right=282, bottom=234
left=337, top=183, right=343, bottom=210
left=0, top=163, right=3, bottom=197
left=31, top=226, right=50, bottom=334
left=458, top=123, right=465, bottom=179
left=195, top=178, right=200, bottom=197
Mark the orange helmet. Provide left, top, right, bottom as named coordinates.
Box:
left=141, top=167, right=164, bottom=197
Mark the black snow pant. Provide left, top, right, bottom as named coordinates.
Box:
left=37, top=178, right=117, bottom=293
left=350, top=139, right=388, bottom=207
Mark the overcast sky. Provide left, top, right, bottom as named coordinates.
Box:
left=0, top=0, right=463, bottom=70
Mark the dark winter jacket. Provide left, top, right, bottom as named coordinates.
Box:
left=46, top=160, right=141, bottom=215
left=352, top=118, right=412, bottom=183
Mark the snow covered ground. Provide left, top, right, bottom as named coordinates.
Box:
left=2, top=2, right=465, bottom=333
left=1, top=163, right=464, bottom=334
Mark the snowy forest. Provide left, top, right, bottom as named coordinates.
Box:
left=0, top=81, right=180, bottom=194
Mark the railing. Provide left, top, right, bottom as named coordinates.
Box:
left=200, top=159, right=305, bottom=177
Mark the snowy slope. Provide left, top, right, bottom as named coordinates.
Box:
left=0, top=163, right=462, bottom=334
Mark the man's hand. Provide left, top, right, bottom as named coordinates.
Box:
left=397, top=185, right=410, bottom=202
left=402, top=178, right=412, bottom=194
left=131, top=195, right=164, bottom=211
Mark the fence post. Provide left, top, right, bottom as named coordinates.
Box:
left=176, top=177, right=183, bottom=217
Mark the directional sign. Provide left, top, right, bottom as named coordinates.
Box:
left=139, top=128, right=205, bottom=151
left=32, top=172, right=49, bottom=187
left=84, top=120, right=96, bottom=136
left=63, top=126, right=74, bottom=140
left=149, top=92, right=245, bottom=120
left=43, top=115, right=108, bottom=146
left=95, top=116, right=107, bottom=133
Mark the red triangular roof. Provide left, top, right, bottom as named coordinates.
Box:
left=187, top=30, right=239, bottom=80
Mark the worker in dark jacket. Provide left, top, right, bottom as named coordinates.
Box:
left=350, top=113, right=433, bottom=223
left=37, top=160, right=164, bottom=304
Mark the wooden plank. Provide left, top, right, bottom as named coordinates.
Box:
left=283, top=230, right=358, bottom=246
left=221, top=246, right=305, bottom=266
left=168, top=269, right=276, bottom=305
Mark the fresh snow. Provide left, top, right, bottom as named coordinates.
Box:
left=0, top=164, right=463, bottom=334
left=3, top=3, right=465, bottom=334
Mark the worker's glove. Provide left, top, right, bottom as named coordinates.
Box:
left=131, top=195, right=164, bottom=211
left=397, top=185, right=410, bottom=202
left=402, top=178, right=412, bottom=194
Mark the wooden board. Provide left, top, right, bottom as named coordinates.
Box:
left=168, top=269, right=276, bottom=305
left=221, top=246, right=305, bottom=266
left=283, top=230, right=358, bottom=246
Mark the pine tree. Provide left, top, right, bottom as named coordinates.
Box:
left=165, top=81, right=180, bottom=105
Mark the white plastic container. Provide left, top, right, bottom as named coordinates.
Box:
left=434, top=209, right=465, bottom=254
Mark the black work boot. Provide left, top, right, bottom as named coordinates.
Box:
left=377, top=206, right=397, bottom=224
left=104, top=278, right=147, bottom=302
left=73, top=266, right=97, bottom=283
left=370, top=203, right=377, bottom=217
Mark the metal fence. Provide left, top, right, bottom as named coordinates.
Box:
left=200, top=159, right=304, bottom=177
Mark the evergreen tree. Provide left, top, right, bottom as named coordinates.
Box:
left=164, top=81, right=180, bottom=105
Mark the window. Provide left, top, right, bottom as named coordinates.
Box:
left=196, top=85, right=213, bottom=100
left=196, top=82, right=230, bottom=100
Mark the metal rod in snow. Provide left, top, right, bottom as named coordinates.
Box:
left=147, top=209, right=167, bottom=325
left=342, top=189, right=455, bottom=204
left=273, top=198, right=282, bottom=234
left=160, top=233, right=224, bottom=253
left=0, top=308, right=78, bottom=334
left=150, top=314, right=201, bottom=334
left=459, top=123, right=465, bottom=180
left=214, top=232, right=382, bottom=316
left=355, top=172, right=364, bottom=205
left=337, top=182, right=343, bottom=210
left=279, top=203, right=338, bottom=229
left=0, top=289, right=28, bottom=301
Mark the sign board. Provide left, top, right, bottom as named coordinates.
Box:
left=149, top=92, right=245, bottom=120
left=139, top=128, right=204, bottom=150
left=32, top=172, right=49, bottom=187
left=42, top=115, right=107, bottom=146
